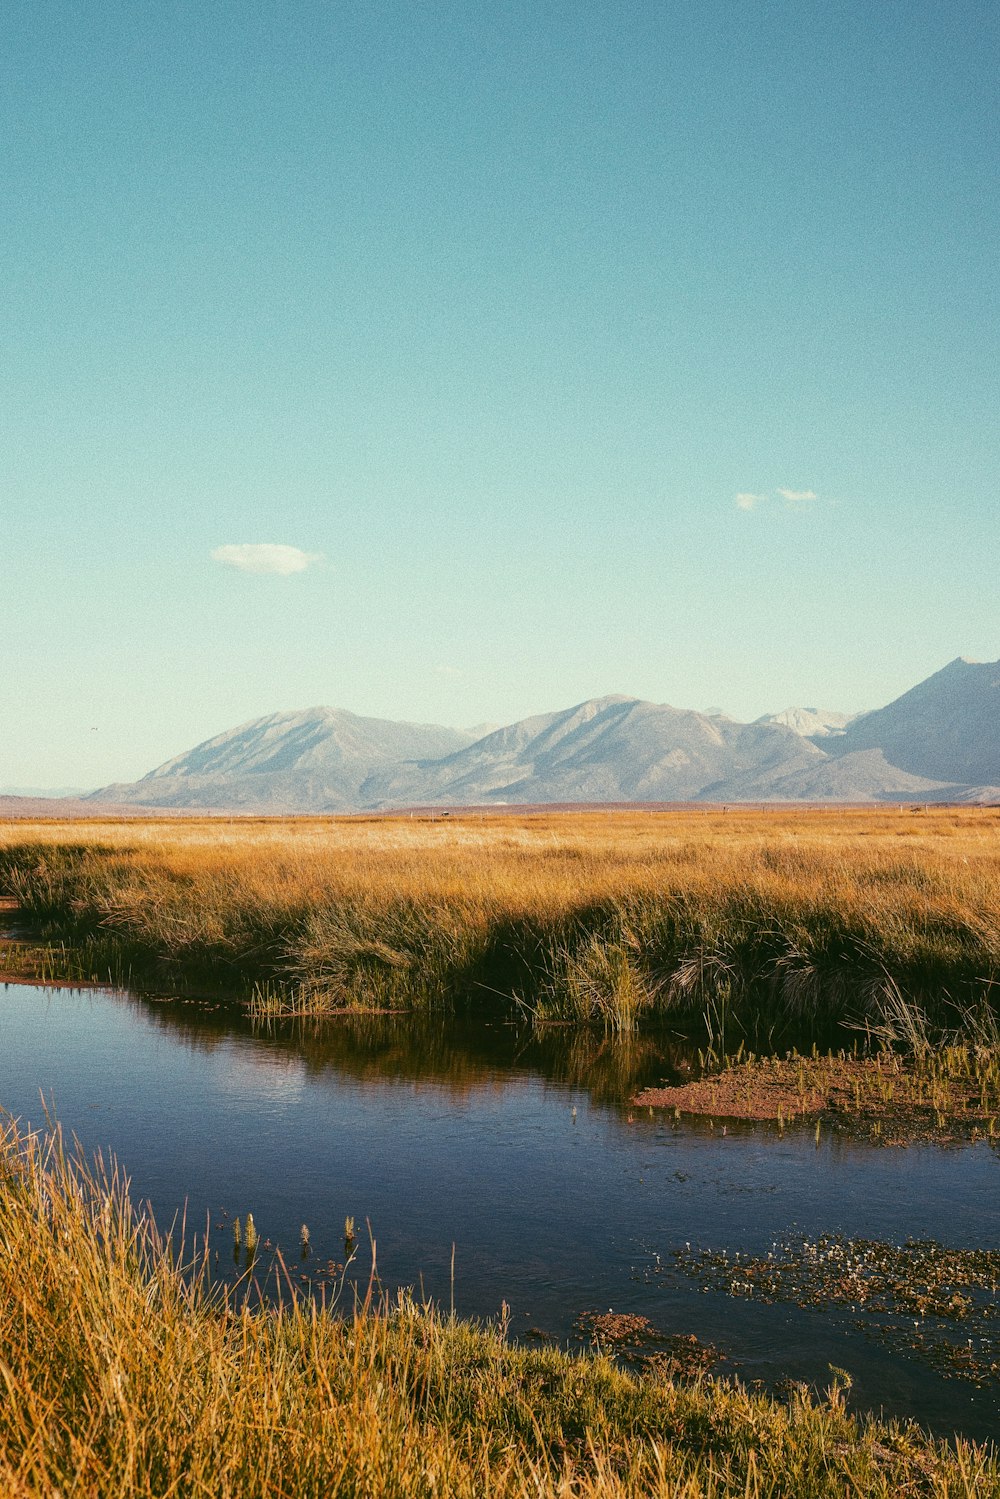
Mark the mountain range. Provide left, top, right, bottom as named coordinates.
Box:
left=92, top=657, right=1000, bottom=812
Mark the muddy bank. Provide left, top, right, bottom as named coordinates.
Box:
left=634, top=1049, right=1000, bottom=1145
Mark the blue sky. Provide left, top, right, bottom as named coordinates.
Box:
left=3, top=0, right=997, bottom=786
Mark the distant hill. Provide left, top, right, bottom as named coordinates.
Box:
left=0, top=795, right=202, bottom=819
left=833, top=658, right=1000, bottom=784
left=754, top=707, right=856, bottom=739
left=89, top=658, right=1000, bottom=812
left=716, top=748, right=953, bottom=803
left=362, top=696, right=823, bottom=807
left=94, top=708, right=472, bottom=812
left=0, top=785, right=91, bottom=798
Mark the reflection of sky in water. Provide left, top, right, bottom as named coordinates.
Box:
left=1, top=983, right=998, bottom=1443
left=211, top=1051, right=308, bottom=1102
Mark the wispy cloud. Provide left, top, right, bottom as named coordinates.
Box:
left=736, top=488, right=819, bottom=512
left=211, top=543, right=323, bottom=576
left=434, top=664, right=464, bottom=679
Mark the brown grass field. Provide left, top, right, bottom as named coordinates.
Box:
left=1, top=804, right=998, bottom=1034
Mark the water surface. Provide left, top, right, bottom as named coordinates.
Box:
left=1, top=982, right=997, bottom=1442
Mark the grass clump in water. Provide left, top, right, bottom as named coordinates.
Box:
left=635, top=996, right=1000, bottom=1144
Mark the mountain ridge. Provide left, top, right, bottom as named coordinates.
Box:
left=90, top=658, right=1000, bottom=811
left=831, top=657, right=1000, bottom=784
left=95, top=707, right=473, bottom=812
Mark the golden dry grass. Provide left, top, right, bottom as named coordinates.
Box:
left=1, top=806, right=998, bottom=1030
left=3, top=804, right=998, bottom=907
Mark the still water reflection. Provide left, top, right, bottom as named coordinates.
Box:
left=1, top=983, right=997, bottom=1441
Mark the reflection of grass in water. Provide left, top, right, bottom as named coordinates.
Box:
left=661, top=1235, right=1000, bottom=1388
left=260, top=1009, right=675, bottom=1107
left=533, top=1026, right=670, bottom=1105
left=126, top=999, right=669, bottom=1110
left=2, top=807, right=999, bottom=1036
left=4, top=1115, right=1000, bottom=1497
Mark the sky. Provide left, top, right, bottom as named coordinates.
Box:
left=2, top=0, right=998, bottom=788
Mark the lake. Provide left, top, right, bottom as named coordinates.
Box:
left=1, top=981, right=997, bottom=1442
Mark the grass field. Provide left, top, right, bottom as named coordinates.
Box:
left=1, top=1115, right=997, bottom=1498
left=1, top=806, right=998, bottom=1036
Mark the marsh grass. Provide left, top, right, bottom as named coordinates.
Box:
left=1, top=1115, right=998, bottom=1497
left=636, top=1031, right=1000, bottom=1144
left=1, top=808, right=998, bottom=1035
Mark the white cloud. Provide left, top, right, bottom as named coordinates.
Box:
left=434, top=664, right=464, bottom=679
left=211, top=543, right=323, bottom=576
left=776, top=488, right=817, bottom=502
left=735, top=492, right=766, bottom=511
